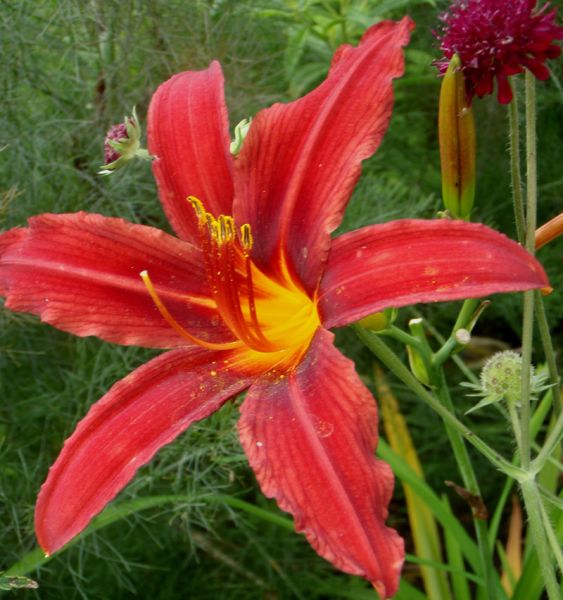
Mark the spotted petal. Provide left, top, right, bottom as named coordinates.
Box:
left=319, top=219, right=549, bottom=328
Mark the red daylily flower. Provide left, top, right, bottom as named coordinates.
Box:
left=0, top=17, right=550, bottom=598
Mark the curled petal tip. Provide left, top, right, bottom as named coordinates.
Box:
left=372, top=580, right=386, bottom=597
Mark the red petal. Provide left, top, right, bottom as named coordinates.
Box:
left=0, top=212, right=231, bottom=348
left=148, top=62, right=234, bottom=242
left=36, top=344, right=262, bottom=554
left=238, top=328, right=403, bottom=597
left=319, top=219, right=549, bottom=328
left=234, top=18, right=413, bottom=293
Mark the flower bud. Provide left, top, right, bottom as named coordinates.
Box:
left=406, top=345, right=432, bottom=387
left=462, top=350, right=548, bottom=414
left=480, top=351, right=525, bottom=406
left=438, top=55, right=476, bottom=220
left=99, top=108, right=150, bottom=175
left=406, top=318, right=433, bottom=386
left=358, top=307, right=398, bottom=332
left=230, top=118, right=252, bottom=157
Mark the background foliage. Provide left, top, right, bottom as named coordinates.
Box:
left=1, top=1, right=561, bottom=598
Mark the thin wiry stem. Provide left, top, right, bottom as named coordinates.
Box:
left=508, top=79, right=526, bottom=245
left=352, top=325, right=526, bottom=480
left=517, top=70, right=560, bottom=600
left=519, top=71, right=537, bottom=471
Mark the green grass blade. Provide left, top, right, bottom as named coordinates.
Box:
left=4, top=494, right=194, bottom=577
left=377, top=439, right=481, bottom=571
left=442, top=495, right=472, bottom=600
left=213, top=494, right=294, bottom=530
left=375, top=365, right=451, bottom=600
left=405, top=553, right=481, bottom=585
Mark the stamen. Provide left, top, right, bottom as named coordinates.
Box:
left=187, top=196, right=205, bottom=222
left=140, top=270, right=239, bottom=351
left=240, top=224, right=253, bottom=252
left=217, top=215, right=235, bottom=245
left=221, top=241, right=271, bottom=350
left=206, top=214, right=219, bottom=241
left=183, top=195, right=310, bottom=354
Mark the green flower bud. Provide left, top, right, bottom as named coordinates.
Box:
left=99, top=107, right=150, bottom=175
left=230, top=118, right=252, bottom=157
left=481, top=351, right=524, bottom=404
left=407, top=344, right=432, bottom=386
left=462, top=350, right=548, bottom=414
left=358, top=307, right=398, bottom=332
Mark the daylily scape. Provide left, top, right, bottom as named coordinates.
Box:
left=0, top=17, right=549, bottom=598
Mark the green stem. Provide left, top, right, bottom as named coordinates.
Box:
left=538, top=496, right=563, bottom=573
left=508, top=402, right=523, bottom=456
left=520, top=480, right=561, bottom=600
left=488, top=477, right=514, bottom=550
left=508, top=79, right=526, bottom=245
left=385, top=325, right=424, bottom=352
left=432, top=298, right=479, bottom=368
left=519, top=292, right=534, bottom=463
left=534, top=291, right=561, bottom=413
left=531, top=408, right=563, bottom=473
left=510, top=71, right=560, bottom=421
left=435, top=373, right=498, bottom=599
left=352, top=325, right=525, bottom=480
left=490, top=385, right=559, bottom=549
left=516, top=70, right=560, bottom=600
left=519, top=71, right=538, bottom=471
left=411, top=309, right=478, bottom=384
left=538, top=485, right=563, bottom=509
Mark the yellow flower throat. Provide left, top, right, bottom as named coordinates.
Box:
left=141, top=197, right=320, bottom=361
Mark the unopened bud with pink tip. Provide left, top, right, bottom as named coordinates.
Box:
left=99, top=108, right=151, bottom=175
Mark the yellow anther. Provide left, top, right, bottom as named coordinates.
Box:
left=187, top=196, right=206, bottom=222
left=224, top=216, right=235, bottom=241
left=217, top=215, right=235, bottom=244
left=205, top=214, right=219, bottom=241
left=240, top=224, right=253, bottom=251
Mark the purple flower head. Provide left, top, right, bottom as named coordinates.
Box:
left=435, top=0, right=563, bottom=103
left=99, top=109, right=148, bottom=175
left=104, top=123, right=129, bottom=164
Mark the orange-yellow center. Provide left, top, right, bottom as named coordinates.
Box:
left=141, top=197, right=320, bottom=366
